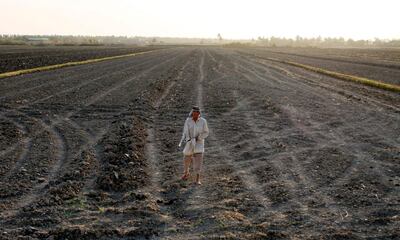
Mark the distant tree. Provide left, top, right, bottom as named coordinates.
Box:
left=217, top=33, right=223, bottom=41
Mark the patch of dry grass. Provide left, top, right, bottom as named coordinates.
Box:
left=252, top=54, right=400, bottom=93
left=0, top=50, right=156, bottom=79
left=286, top=61, right=400, bottom=93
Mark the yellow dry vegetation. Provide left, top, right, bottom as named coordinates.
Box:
left=286, top=61, right=400, bottom=93
left=256, top=55, right=400, bottom=93
left=0, top=50, right=156, bottom=79
left=217, top=210, right=249, bottom=223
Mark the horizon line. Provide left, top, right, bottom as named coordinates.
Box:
left=1, top=33, right=400, bottom=42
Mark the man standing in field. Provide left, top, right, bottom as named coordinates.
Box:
left=179, top=106, right=209, bottom=185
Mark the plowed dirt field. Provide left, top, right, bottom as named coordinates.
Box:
left=0, top=46, right=399, bottom=239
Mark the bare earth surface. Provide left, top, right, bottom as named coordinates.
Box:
left=0, top=46, right=399, bottom=239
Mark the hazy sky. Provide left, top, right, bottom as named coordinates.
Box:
left=1, top=0, right=399, bottom=40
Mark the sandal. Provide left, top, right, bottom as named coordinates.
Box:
left=181, top=173, right=190, bottom=181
